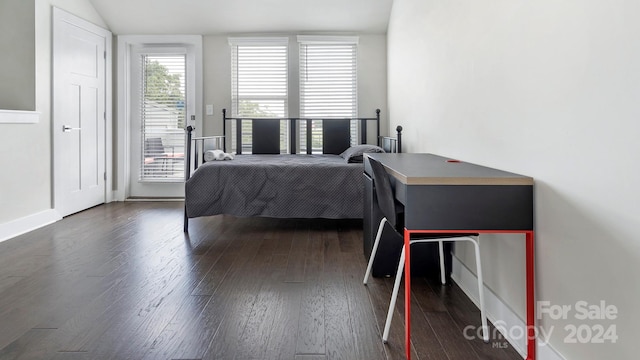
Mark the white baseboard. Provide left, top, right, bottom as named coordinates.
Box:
left=0, top=209, right=62, bottom=243
left=111, top=190, right=125, bottom=202
left=450, top=255, right=566, bottom=360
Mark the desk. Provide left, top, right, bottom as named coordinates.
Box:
left=364, top=153, right=535, bottom=360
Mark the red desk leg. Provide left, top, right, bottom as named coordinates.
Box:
left=526, top=231, right=536, bottom=360
left=404, top=228, right=411, bottom=360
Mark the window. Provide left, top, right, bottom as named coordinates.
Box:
left=228, top=36, right=359, bottom=154
left=298, top=36, right=358, bottom=153
left=229, top=37, right=288, bottom=153
left=139, top=53, right=186, bottom=181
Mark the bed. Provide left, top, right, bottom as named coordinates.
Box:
left=183, top=109, right=402, bottom=231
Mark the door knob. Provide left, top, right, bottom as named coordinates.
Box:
left=62, top=125, right=81, bottom=132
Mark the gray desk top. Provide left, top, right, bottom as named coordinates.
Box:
left=365, top=153, right=534, bottom=186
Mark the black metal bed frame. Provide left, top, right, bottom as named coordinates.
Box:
left=223, top=108, right=382, bottom=155
left=183, top=109, right=402, bottom=231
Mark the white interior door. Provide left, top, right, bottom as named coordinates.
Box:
left=128, top=46, right=195, bottom=198
left=53, top=8, right=110, bottom=217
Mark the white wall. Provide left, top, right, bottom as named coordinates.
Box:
left=387, top=0, right=640, bottom=359
left=358, top=35, right=388, bottom=143
left=0, top=0, right=107, bottom=225
left=202, top=35, right=231, bottom=136
left=201, top=34, right=388, bottom=143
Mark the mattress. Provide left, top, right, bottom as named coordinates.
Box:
left=185, top=154, right=364, bottom=219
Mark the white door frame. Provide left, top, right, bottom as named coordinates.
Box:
left=116, top=35, right=203, bottom=200
left=52, top=7, right=113, bottom=214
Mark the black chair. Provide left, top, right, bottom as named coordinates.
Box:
left=144, top=137, right=167, bottom=157
left=362, top=157, right=488, bottom=343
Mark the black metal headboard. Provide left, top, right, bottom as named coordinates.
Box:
left=222, top=108, right=383, bottom=155
left=184, top=111, right=403, bottom=180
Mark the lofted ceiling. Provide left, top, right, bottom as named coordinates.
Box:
left=88, top=0, right=394, bottom=35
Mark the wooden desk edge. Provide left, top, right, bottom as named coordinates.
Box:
left=385, top=168, right=533, bottom=186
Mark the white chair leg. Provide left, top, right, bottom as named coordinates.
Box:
left=403, top=236, right=487, bottom=343
left=382, top=245, right=406, bottom=343
left=471, top=236, right=489, bottom=342
left=363, top=218, right=388, bottom=285
left=438, top=240, right=446, bottom=285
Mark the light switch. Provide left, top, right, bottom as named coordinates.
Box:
left=206, top=104, right=214, bottom=115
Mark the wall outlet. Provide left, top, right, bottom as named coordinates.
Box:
left=206, top=104, right=214, bottom=115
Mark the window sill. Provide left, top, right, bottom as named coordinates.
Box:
left=0, top=109, right=41, bottom=124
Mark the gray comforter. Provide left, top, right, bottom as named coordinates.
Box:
left=185, top=154, right=364, bottom=219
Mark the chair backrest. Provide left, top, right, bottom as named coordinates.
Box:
left=145, top=137, right=164, bottom=156
left=369, top=157, right=398, bottom=228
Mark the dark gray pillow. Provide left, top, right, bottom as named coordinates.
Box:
left=340, top=144, right=385, bottom=163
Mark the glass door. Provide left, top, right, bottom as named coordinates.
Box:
left=129, top=46, right=193, bottom=197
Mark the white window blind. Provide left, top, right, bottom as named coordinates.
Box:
left=229, top=37, right=288, bottom=153
left=299, top=36, right=358, bottom=153
left=139, top=54, right=186, bottom=181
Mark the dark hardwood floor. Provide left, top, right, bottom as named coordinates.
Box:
left=0, top=202, right=521, bottom=360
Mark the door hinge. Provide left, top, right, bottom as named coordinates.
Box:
left=104, top=51, right=107, bottom=59
left=104, top=172, right=107, bottom=181
left=104, top=112, right=106, bottom=120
